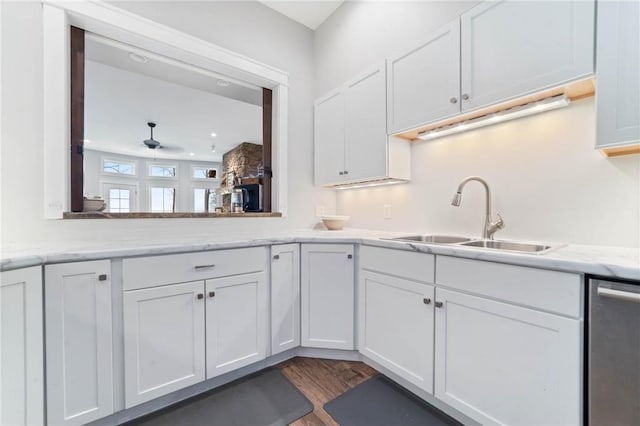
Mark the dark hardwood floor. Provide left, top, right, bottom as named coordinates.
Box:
left=277, top=357, right=378, bottom=426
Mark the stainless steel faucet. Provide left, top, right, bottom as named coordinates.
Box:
left=451, top=176, right=505, bottom=240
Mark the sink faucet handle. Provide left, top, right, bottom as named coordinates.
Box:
left=495, top=213, right=505, bottom=229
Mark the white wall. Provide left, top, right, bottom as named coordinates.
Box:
left=1, top=1, right=335, bottom=246
left=315, top=1, right=640, bottom=248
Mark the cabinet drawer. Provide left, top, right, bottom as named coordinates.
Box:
left=360, top=246, right=434, bottom=283
left=435, top=256, right=582, bottom=317
left=123, top=247, right=266, bottom=290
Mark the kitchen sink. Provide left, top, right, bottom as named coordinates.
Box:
left=460, top=240, right=555, bottom=253
left=388, top=235, right=473, bottom=244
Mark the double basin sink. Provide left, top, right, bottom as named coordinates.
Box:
left=387, top=235, right=557, bottom=254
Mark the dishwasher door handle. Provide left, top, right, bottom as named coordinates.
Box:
left=597, top=286, right=640, bottom=303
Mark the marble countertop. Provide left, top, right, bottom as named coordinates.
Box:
left=2, top=229, right=639, bottom=280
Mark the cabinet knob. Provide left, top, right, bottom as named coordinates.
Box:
left=435, top=301, right=443, bottom=308
left=197, top=293, right=204, bottom=300
left=209, top=291, right=215, bottom=298
left=423, top=298, right=431, bottom=304
left=461, top=93, right=470, bottom=101
left=273, top=254, right=280, bottom=260
left=347, top=254, right=353, bottom=259
left=450, top=97, right=457, bottom=104
left=344, top=170, right=349, bottom=175
left=339, top=171, right=344, bottom=176
left=98, top=274, right=108, bottom=281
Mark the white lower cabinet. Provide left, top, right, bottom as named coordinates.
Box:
left=359, top=270, right=435, bottom=393
left=123, top=281, right=206, bottom=408
left=434, top=287, right=582, bottom=425
left=301, top=244, right=355, bottom=350
left=271, top=244, right=301, bottom=355
left=45, top=260, right=114, bottom=426
left=1, top=266, right=43, bottom=426
left=206, top=272, right=267, bottom=378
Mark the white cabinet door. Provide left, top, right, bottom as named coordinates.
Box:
left=434, top=288, right=582, bottom=425
left=45, top=261, right=113, bottom=426
left=359, top=270, right=434, bottom=394
left=301, top=244, right=355, bottom=350
left=314, top=89, right=345, bottom=186
left=206, top=272, right=268, bottom=378
left=595, top=0, right=640, bottom=149
left=344, top=65, right=388, bottom=181
left=387, top=20, right=461, bottom=133
left=123, top=281, right=205, bottom=408
left=1, top=267, right=43, bottom=426
left=271, top=244, right=300, bottom=355
left=461, top=0, right=594, bottom=112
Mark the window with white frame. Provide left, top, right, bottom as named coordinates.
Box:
left=103, top=159, right=135, bottom=175
left=192, top=167, right=217, bottom=179
left=150, top=187, right=175, bottom=212
left=107, top=188, right=131, bottom=212
left=149, top=165, right=176, bottom=177
left=193, top=188, right=206, bottom=212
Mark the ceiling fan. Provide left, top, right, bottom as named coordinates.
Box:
left=142, top=122, right=184, bottom=153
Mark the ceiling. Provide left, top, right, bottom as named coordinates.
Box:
left=259, top=1, right=344, bottom=30
left=84, top=37, right=262, bottom=162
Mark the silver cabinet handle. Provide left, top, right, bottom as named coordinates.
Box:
left=98, top=274, right=108, bottom=281
left=598, top=287, right=640, bottom=304
left=461, top=93, right=470, bottom=101
left=435, top=301, right=443, bottom=308
left=423, top=298, right=431, bottom=304
left=194, top=264, right=215, bottom=270
left=450, top=97, right=457, bottom=104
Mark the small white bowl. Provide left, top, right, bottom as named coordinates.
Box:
left=83, top=198, right=106, bottom=212
left=321, top=215, right=350, bottom=231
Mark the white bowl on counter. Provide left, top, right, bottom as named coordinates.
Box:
left=321, top=215, right=350, bottom=231
left=83, top=197, right=106, bottom=212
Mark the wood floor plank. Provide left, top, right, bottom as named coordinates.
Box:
left=278, top=357, right=377, bottom=426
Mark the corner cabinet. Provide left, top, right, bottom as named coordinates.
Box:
left=595, top=0, right=640, bottom=152
left=1, top=266, right=43, bottom=426
left=315, top=65, right=410, bottom=187
left=271, top=244, right=301, bottom=355
left=387, top=0, right=595, bottom=133
left=45, top=260, right=114, bottom=426
left=301, top=244, right=355, bottom=349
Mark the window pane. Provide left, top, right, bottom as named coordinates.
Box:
left=150, top=165, right=176, bottom=177
left=108, top=188, right=130, bottom=213
left=151, top=187, right=175, bottom=212
left=104, top=160, right=134, bottom=175
left=193, top=168, right=207, bottom=179
left=194, top=188, right=206, bottom=212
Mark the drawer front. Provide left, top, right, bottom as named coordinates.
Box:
left=435, top=256, right=582, bottom=317
left=123, top=247, right=266, bottom=290
left=360, top=246, right=435, bottom=283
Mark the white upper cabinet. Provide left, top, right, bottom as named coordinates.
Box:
left=460, top=0, right=595, bottom=112
left=595, top=0, right=640, bottom=150
left=206, top=272, right=268, bottom=378
left=315, top=64, right=410, bottom=187
left=386, top=0, right=595, bottom=133
left=314, top=90, right=345, bottom=186
left=45, top=260, right=114, bottom=426
left=271, top=244, right=301, bottom=355
left=301, top=244, right=355, bottom=349
left=1, top=267, right=43, bottom=426
left=387, top=20, right=461, bottom=134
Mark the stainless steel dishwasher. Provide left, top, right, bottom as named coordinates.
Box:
left=589, top=277, right=640, bottom=425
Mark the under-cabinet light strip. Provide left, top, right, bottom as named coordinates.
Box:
left=417, top=94, right=571, bottom=141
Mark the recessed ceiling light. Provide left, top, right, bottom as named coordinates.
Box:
left=210, top=132, right=217, bottom=138
left=128, top=52, right=148, bottom=64
left=217, top=79, right=230, bottom=87
left=189, top=152, right=195, bottom=156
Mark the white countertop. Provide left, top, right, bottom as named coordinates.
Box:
left=2, top=229, right=639, bottom=280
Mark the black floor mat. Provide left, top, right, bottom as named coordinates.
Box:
left=324, top=375, right=461, bottom=426
left=129, top=369, right=312, bottom=426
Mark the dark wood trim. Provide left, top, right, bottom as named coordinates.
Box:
left=70, top=26, right=85, bottom=212
left=262, top=88, right=273, bottom=213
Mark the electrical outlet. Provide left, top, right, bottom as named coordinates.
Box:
left=315, top=205, right=325, bottom=217
left=383, top=204, right=392, bottom=219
